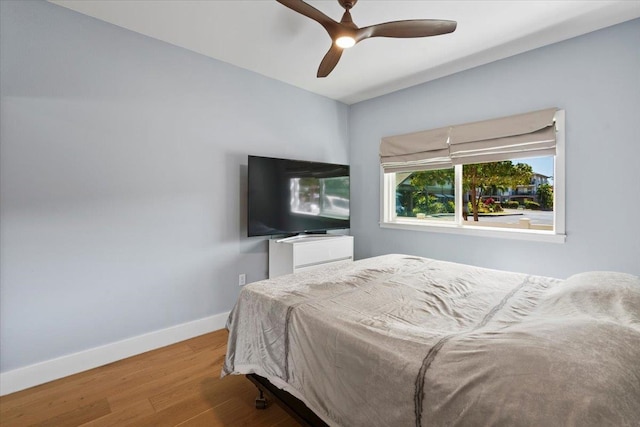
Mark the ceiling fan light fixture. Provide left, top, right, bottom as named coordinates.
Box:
left=335, top=36, right=356, bottom=48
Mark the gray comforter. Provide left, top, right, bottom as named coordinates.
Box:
left=222, top=254, right=640, bottom=426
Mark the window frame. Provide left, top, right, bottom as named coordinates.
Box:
left=379, top=110, right=566, bottom=243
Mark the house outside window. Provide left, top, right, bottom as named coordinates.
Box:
left=380, top=109, right=565, bottom=243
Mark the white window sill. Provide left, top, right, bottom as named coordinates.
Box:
left=380, top=219, right=566, bottom=243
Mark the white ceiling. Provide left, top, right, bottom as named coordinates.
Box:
left=50, top=0, right=640, bottom=105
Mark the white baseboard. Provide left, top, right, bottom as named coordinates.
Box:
left=0, top=311, right=230, bottom=396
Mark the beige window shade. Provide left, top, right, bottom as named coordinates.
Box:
left=379, top=108, right=559, bottom=173
left=449, top=108, right=558, bottom=164
left=380, top=126, right=452, bottom=172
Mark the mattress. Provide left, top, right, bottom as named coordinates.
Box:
left=222, top=254, right=640, bottom=426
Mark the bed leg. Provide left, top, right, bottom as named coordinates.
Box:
left=255, top=388, right=268, bottom=409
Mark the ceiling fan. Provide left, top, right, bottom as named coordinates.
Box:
left=276, top=0, right=457, bottom=77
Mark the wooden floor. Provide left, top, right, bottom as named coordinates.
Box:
left=0, top=330, right=299, bottom=426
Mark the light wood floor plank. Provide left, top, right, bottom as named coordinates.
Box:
left=37, top=398, right=112, bottom=427
left=0, top=330, right=299, bottom=427
left=80, top=399, right=156, bottom=427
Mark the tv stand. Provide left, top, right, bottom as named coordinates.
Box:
left=268, top=235, right=354, bottom=279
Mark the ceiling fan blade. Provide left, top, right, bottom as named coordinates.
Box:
left=276, top=0, right=341, bottom=37
left=317, top=44, right=343, bottom=78
left=356, top=19, right=457, bottom=42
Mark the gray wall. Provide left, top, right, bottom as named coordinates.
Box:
left=0, top=1, right=348, bottom=372
left=349, top=18, right=640, bottom=278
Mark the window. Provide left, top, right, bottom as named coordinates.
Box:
left=380, top=109, right=565, bottom=242
left=393, top=167, right=455, bottom=222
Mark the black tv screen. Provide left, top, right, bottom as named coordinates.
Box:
left=247, top=155, right=350, bottom=237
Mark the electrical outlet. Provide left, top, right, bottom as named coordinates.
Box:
left=238, top=273, right=246, bottom=287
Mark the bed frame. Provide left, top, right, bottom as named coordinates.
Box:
left=246, top=374, right=328, bottom=427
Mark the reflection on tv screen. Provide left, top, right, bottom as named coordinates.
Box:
left=289, top=177, right=350, bottom=220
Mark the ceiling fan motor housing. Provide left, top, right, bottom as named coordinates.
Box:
left=338, top=0, right=357, bottom=10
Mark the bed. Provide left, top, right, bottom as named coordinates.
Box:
left=221, top=254, right=640, bottom=426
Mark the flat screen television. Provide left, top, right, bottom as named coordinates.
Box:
left=247, top=155, right=350, bottom=237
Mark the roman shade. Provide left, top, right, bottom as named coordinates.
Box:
left=448, top=108, right=558, bottom=164
left=379, top=108, right=558, bottom=172
left=380, top=126, right=452, bottom=173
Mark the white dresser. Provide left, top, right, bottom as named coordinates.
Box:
left=268, top=235, right=354, bottom=279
